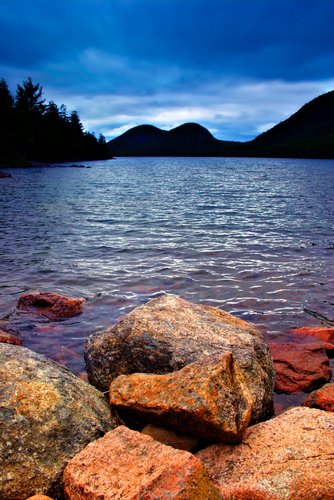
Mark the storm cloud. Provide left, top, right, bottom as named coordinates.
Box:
left=0, top=0, right=333, bottom=140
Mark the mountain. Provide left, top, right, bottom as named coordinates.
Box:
left=248, top=90, right=334, bottom=159
left=108, top=123, right=244, bottom=157
left=107, top=90, right=334, bottom=159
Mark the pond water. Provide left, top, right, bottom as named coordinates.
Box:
left=1, top=157, right=334, bottom=379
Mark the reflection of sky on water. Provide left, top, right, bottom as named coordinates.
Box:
left=0, top=157, right=334, bottom=374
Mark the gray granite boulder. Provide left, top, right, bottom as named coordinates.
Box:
left=0, top=344, right=117, bottom=500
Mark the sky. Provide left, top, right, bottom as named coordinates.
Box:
left=0, top=0, right=333, bottom=142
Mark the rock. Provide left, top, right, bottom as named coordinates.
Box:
left=290, top=326, right=334, bottom=343
left=141, top=424, right=199, bottom=451
left=63, top=425, right=221, bottom=499
left=25, top=496, right=54, bottom=500
left=196, top=407, right=334, bottom=499
left=17, top=291, right=84, bottom=320
left=0, top=329, right=22, bottom=345
left=0, top=344, right=117, bottom=500
left=269, top=342, right=331, bottom=393
left=109, top=353, right=254, bottom=443
left=302, top=383, right=334, bottom=412
left=85, top=294, right=275, bottom=423
left=0, top=170, right=11, bottom=178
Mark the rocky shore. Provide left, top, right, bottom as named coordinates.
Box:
left=1, top=292, right=333, bottom=499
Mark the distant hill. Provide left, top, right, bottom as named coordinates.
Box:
left=108, top=90, right=334, bottom=159
left=108, top=122, right=243, bottom=156
left=248, top=90, right=334, bottom=159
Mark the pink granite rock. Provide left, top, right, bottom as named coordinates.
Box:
left=63, top=425, right=221, bottom=499
left=290, top=326, right=334, bottom=343
left=269, top=342, right=331, bottom=393
left=85, top=294, right=275, bottom=423
left=197, top=407, right=334, bottom=499
left=109, top=353, right=254, bottom=443
left=302, top=382, right=334, bottom=412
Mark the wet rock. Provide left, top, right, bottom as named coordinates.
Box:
left=0, top=170, right=11, bottom=178
left=0, top=344, right=117, bottom=500
left=63, top=425, right=221, bottom=499
left=109, top=353, right=254, bottom=443
left=302, top=383, right=334, bottom=412
left=269, top=342, right=331, bottom=393
left=197, top=407, right=334, bottom=499
left=85, top=294, right=275, bottom=423
left=0, top=329, right=22, bottom=345
left=141, top=424, right=199, bottom=451
left=17, top=291, right=84, bottom=320
left=290, top=326, right=334, bottom=343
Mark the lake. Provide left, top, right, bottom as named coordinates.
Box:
left=1, top=157, right=334, bottom=375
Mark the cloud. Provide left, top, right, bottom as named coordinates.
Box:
left=57, top=77, right=334, bottom=141
left=0, top=1, right=333, bottom=141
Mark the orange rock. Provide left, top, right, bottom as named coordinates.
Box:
left=197, top=407, right=334, bottom=499
left=302, top=383, right=334, bottom=412
left=85, top=294, right=275, bottom=423
left=25, top=495, right=54, bottom=500
left=290, top=326, right=334, bottom=343
left=141, top=424, right=199, bottom=451
left=17, top=291, right=84, bottom=320
left=109, top=353, right=254, bottom=443
left=63, top=425, right=221, bottom=499
left=269, top=342, right=331, bottom=393
left=0, top=329, right=22, bottom=345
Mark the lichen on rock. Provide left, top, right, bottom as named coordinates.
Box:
left=85, top=294, right=275, bottom=423
left=0, top=343, right=117, bottom=500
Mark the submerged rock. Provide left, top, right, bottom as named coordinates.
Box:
left=0, top=328, right=22, bottom=345
left=197, top=407, right=334, bottom=499
left=85, top=294, right=275, bottom=423
left=269, top=342, right=331, bottom=393
left=63, top=425, right=221, bottom=499
left=0, top=344, right=117, bottom=500
left=302, top=382, right=334, bottom=412
left=17, top=291, right=84, bottom=320
left=109, top=353, right=254, bottom=443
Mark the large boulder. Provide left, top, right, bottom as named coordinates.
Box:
left=17, top=291, right=84, bottom=320
left=109, top=353, right=254, bottom=443
left=85, top=295, right=275, bottom=423
left=269, top=342, right=332, bottom=393
left=0, top=344, right=117, bottom=500
left=196, top=407, right=334, bottom=499
left=302, top=382, right=334, bottom=412
left=63, top=425, right=221, bottom=499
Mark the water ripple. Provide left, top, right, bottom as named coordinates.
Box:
left=1, top=157, right=334, bottom=373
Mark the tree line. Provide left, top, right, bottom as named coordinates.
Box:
left=0, top=77, right=110, bottom=165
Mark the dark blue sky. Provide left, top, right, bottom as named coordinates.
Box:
left=0, top=0, right=333, bottom=140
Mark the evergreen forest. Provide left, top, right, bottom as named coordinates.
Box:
left=0, top=77, right=109, bottom=165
